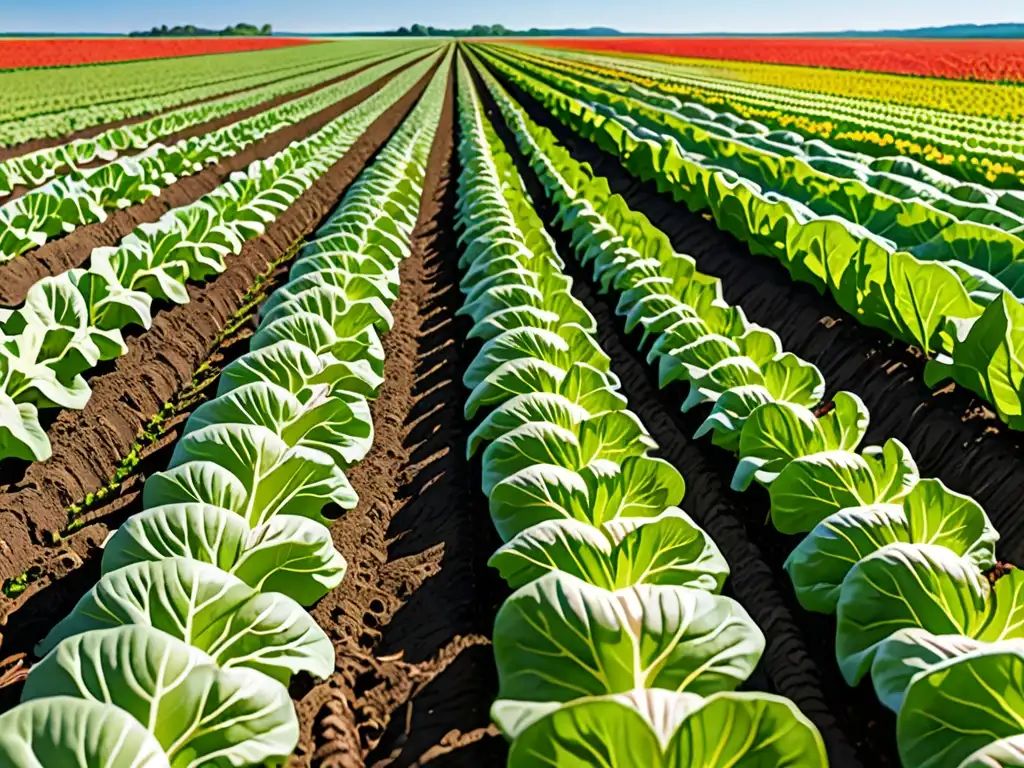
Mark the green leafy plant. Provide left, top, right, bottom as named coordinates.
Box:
left=469, top=50, right=1021, bottom=765
left=453, top=58, right=827, bottom=764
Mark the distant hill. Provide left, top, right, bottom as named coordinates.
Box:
left=830, top=22, right=1024, bottom=38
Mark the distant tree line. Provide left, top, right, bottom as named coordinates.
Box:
left=397, top=24, right=512, bottom=36
left=351, top=24, right=621, bottom=37
left=130, top=23, right=273, bottom=37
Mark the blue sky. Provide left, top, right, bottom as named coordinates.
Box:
left=2, top=0, right=1019, bottom=34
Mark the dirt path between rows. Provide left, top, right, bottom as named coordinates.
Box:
left=472, top=56, right=893, bottom=768
left=291, top=61, right=507, bottom=768
left=0, top=52, right=433, bottom=307
left=484, top=57, right=1024, bottom=565
left=0, top=49, right=401, bottom=162
left=0, top=57, right=444, bottom=666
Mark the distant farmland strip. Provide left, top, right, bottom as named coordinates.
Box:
left=0, top=36, right=321, bottom=70
left=524, top=36, right=1024, bottom=84
left=0, top=39, right=436, bottom=147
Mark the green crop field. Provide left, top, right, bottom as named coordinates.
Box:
left=0, top=29, right=1020, bottom=768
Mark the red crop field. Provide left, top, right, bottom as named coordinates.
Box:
left=0, top=36, right=320, bottom=70
left=525, top=36, right=1024, bottom=83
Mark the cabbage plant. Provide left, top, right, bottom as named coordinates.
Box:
left=454, top=58, right=828, bottom=765
left=0, top=55, right=442, bottom=466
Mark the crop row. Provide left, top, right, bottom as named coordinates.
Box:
left=508, top=44, right=1024, bottom=188
left=524, top=40, right=1024, bottom=123
left=477, top=47, right=1024, bottom=432
left=518, top=44, right=1024, bottom=143
left=0, top=36, right=317, bottom=70
left=473, top=51, right=1024, bottom=768
left=0, top=49, right=450, bottom=767
left=487, top=45, right=1024, bottom=291
left=499, top=46, right=1024, bottom=267
left=524, top=36, right=1024, bottom=86
left=0, top=53, right=439, bottom=468
left=0, top=39, right=436, bottom=148
left=454, top=55, right=829, bottom=766
left=0, top=49, right=436, bottom=263
left=0, top=47, right=400, bottom=197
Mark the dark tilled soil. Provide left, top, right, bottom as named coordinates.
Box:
left=0, top=50, right=401, bottom=163
left=485, top=59, right=1024, bottom=565
left=0, top=53, right=429, bottom=307
left=292, top=63, right=507, bottom=768
left=0, top=59, right=442, bottom=612
left=472, top=57, right=895, bottom=768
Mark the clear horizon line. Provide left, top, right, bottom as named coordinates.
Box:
left=3, top=19, right=1024, bottom=36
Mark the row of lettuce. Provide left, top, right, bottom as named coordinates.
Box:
left=510, top=46, right=1024, bottom=215
left=0, top=50, right=450, bottom=768
left=486, top=45, right=1024, bottom=294
left=0, top=46, right=414, bottom=197
left=0, top=52, right=441, bottom=467
left=471, top=50, right=1024, bottom=768
left=455, top=56, right=829, bottom=766
left=0, top=48, right=433, bottom=262
left=0, top=39, right=437, bottom=147
left=516, top=45, right=1024, bottom=190
left=476, top=46, right=1024, bottom=434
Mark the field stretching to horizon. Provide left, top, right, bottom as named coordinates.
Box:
left=0, top=35, right=323, bottom=68
left=0, top=33, right=1021, bottom=768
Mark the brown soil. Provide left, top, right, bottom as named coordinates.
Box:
left=486, top=58, right=1024, bottom=565
left=0, top=51, right=430, bottom=204
left=0, top=54, right=431, bottom=308
left=291, top=61, right=507, bottom=768
left=0, top=58, right=442, bottom=608
left=0, top=49, right=401, bottom=163
left=473, top=57, right=892, bottom=768
left=0, top=290, right=277, bottom=710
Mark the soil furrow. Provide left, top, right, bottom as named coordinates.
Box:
left=0, top=50, right=402, bottom=162
left=485, top=58, right=1024, bottom=564
left=0, top=52, right=430, bottom=307
left=471, top=57, right=891, bottom=768
left=293, top=61, right=506, bottom=768
left=0, top=54, right=442, bottom=638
